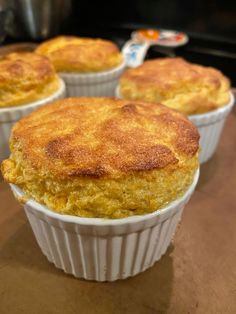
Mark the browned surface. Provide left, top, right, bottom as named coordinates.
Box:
left=3, top=97, right=198, bottom=179
left=2, top=97, right=198, bottom=218
left=0, top=109, right=236, bottom=313
left=36, top=36, right=123, bottom=72
left=0, top=52, right=59, bottom=108
left=120, top=58, right=230, bottom=114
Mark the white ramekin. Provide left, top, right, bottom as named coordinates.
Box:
left=60, top=62, right=126, bottom=97
left=10, top=169, right=199, bottom=282
left=188, top=92, right=235, bottom=163
left=0, top=79, right=66, bottom=161
left=116, top=87, right=235, bottom=164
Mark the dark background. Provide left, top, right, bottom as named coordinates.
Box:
left=66, top=0, right=236, bottom=41
left=62, top=0, right=236, bottom=85
left=2, top=0, right=236, bottom=85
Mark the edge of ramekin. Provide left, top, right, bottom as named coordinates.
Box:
left=0, top=78, right=65, bottom=118
left=10, top=168, right=199, bottom=227
left=59, top=61, right=126, bottom=78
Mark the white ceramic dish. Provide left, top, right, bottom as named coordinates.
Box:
left=10, top=169, right=199, bottom=282
left=60, top=62, right=126, bottom=97
left=188, top=92, right=235, bottom=163
left=0, top=79, right=66, bottom=161
left=116, top=87, right=235, bottom=164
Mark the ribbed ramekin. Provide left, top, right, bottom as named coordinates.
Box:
left=10, top=169, right=199, bottom=282
left=188, top=92, right=235, bottom=163
left=116, top=87, right=235, bottom=164
left=0, top=79, right=65, bottom=161
left=60, top=62, right=126, bottom=97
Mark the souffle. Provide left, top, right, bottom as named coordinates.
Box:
left=2, top=97, right=199, bottom=218
left=0, top=52, right=60, bottom=108
left=120, top=57, right=231, bottom=115
left=36, top=36, right=123, bottom=73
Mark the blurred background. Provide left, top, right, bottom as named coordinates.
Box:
left=0, top=0, right=235, bottom=84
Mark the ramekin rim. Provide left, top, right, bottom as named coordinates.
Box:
left=59, top=61, right=126, bottom=78
left=0, top=78, right=65, bottom=114
left=188, top=91, right=235, bottom=119
left=10, top=168, right=199, bottom=226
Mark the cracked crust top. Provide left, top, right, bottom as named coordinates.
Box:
left=0, top=52, right=60, bottom=108
left=4, top=97, right=199, bottom=179
left=36, top=36, right=123, bottom=73
left=120, top=58, right=230, bottom=114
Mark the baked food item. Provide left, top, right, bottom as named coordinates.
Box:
left=0, top=52, right=65, bottom=162
left=2, top=97, right=199, bottom=218
left=36, top=36, right=124, bottom=97
left=36, top=36, right=123, bottom=73
left=119, top=58, right=234, bottom=164
left=0, top=52, right=60, bottom=108
left=120, top=57, right=231, bottom=115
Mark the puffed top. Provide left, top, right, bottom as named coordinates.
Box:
left=36, top=36, right=123, bottom=73
left=120, top=58, right=231, bottom=115
left=2, top=97, right=199, bottom=218
left=0, top=52, right=60, bottom=108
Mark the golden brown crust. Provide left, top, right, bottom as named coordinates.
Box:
left=120, top=58, right=231, bottom=114
left=0, top=52, right=60, bottom=108
left=2, top=97, right=199, bottom=218
left=8, top=97, right=199, bottom=179
left=36, top=36, right=123, bottom=73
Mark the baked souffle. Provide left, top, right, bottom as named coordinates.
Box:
left=2, top=97, right=199, bottom=218
left=36, top=36, right=123, bottom=73
left=0, top=52, right=60, bottom=108
left=120, top=57, right=231, bottom=115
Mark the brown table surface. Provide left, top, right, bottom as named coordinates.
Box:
left=0, top=107, right=236, bottom=314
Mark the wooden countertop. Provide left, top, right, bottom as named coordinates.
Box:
left=0, top=107, right=236, bottom=314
